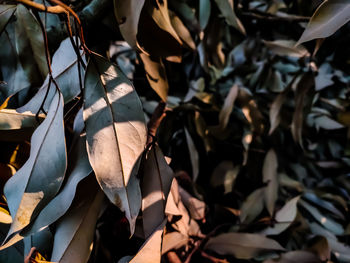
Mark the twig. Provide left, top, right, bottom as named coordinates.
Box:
left=147, top=101, right=167, bottom=145
left=15, top=0, right=67, bottom=14
left=166, top=251, right=182, bottom=263
left=200, top=251, right=229, bottom=263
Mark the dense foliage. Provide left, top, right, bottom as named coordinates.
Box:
left=0, top=0, right=350, bottom=262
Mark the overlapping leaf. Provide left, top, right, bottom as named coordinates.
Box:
left=83, top=54, right=147, bottom=234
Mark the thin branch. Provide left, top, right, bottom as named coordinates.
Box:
left=147, top=101, right=167, bottom=145
left=15, top=0, right=67, bottom=14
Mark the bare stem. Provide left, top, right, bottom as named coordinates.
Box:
left=15, top=0, right=67, bottom=14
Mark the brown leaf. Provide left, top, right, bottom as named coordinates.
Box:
left=139, top=54, right=169, bottom=102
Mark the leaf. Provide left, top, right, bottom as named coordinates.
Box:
left=313, top=115, right=344, bottom=130
left=261, top=196, right=300, bottom=235
left=199, top=0, right=211, bottom=30
left=113, top=0, right=146, bottom=48
left=3, top=91, right=66, bottom=244
left=15, top=4, right=48, bottom=83
left=184, top=127, right=199, bottom=182
left=0, top=5, right=16, bottom=36
left=299, top=200, right=344, bottom=235
left=309, top=222, right=350, bottom=262
left=210, top=161, right=239, bottom=194
left=213, top=0, right=246, bottom=35
left=139, top=53, right=169, bottom=102
left=205, top=232, right=285, bottom=259
left=123, top=220, right=167, bottom=263
left=297, top=0, right=350, bottom=44
left=169, top=11, right=196, bottom=51
left=263, top=40, right=310, bottom=57
left=137, top=0, right=183, bottom=61
left=83, top=54, right=147, bottom=235
left=165, top=179, right=191, bottom=236
left=0, top=224, right=23, bottom=263
left=17, top=37, right=85, bottom=114
left=219, top=84, right=239, bottom=130
left=50, top=176, right=104, bottom=263
left=22, top=134, right=92, bottom=238
left=0, top=109, right=44, bottom=130
left=269, top=82, right=292, bottom=135
left=263, top=250, right=321, bottom=263
left=141, top=145, right=173, bottom=238
left=162, top=231, right=189, bottom=254
left=307, top=236, right=331, bottom=262
left=263, top=149, right=278, bottom=216
left=240, top=187, right=265, bottom=224
left=291, top=73, right=314, bottom=147
left=178, top=185, right=205, bottom=220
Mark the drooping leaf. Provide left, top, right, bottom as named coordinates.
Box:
left=83, top=54, right=147, bottom=234
left=213, top=0, right=246, bottom=35
left=139, top=54, right=169, bottom=102
left=300, top=200, right=344, bottom=235
left=141, top=145, right=173, bottom=238
left=263, top=250, right=321, bottom=263
left=162, top=231, right=189, bottom=254
left=199, top=0, right=211, bottom=30
left=219, top=84, right=239, bottom=130
left=0, top=109, right=44, bottom=130
left=113, top=0, right=146, bottom=48
left=297, top=0, right=350, bottom=44
left=240, top=187, right=265, bottom=224
left=0, top=5, right=16, bottom=36
left=178, top=185, right=205, bottom=220
left=210, top=161, right=239, bottom=194
left=205, top=232, right=285, bottom=259
left=263, top=149, right=278, bottom=216
left=50, top=176, right=104, bottom=263
left=2, top=91, right=66, bottom=244
left=184, top=127, right=199, bottom=182
left=291, top=73, right=314, bottom=147
left=15, top=4, right=48, bottom=84
left=263, top=40, right=310, bottom=57
left=21, top=134, right=92, bottom=239
left=169, top=11, right=196, bottom=51
left=18, top=37, right=85, bottom=114
left=261, top=196, right=300, bottom=235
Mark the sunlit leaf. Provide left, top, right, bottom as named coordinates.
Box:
left=83, top=54, right=147, bottom=235
left=297, top=0, right=350, bottom=44
left=2, top=91, right=66, bottom=245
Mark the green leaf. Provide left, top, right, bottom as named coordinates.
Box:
left=83, top=54, right=147, bottom=235
left=2, top=91, right=66, bottom=244
left=15, top=4, right=48, bottom=83
left=141, top=145, right=173, bottom=238
left=50, top=176, right=104, bottom=262
left=0, top=5, right=16, bottom=36
left=297, top=0, right=350, bottom=44
left=205, top=232, right=285, bottom=259
left=263, top=149, right=278, bottom=216
left=213, top=0, right=246, bottom=35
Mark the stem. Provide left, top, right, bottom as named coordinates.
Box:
left=15, top=0, right=67, bottom=14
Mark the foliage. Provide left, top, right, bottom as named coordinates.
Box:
left=0, top=0, right=350, bottom=262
